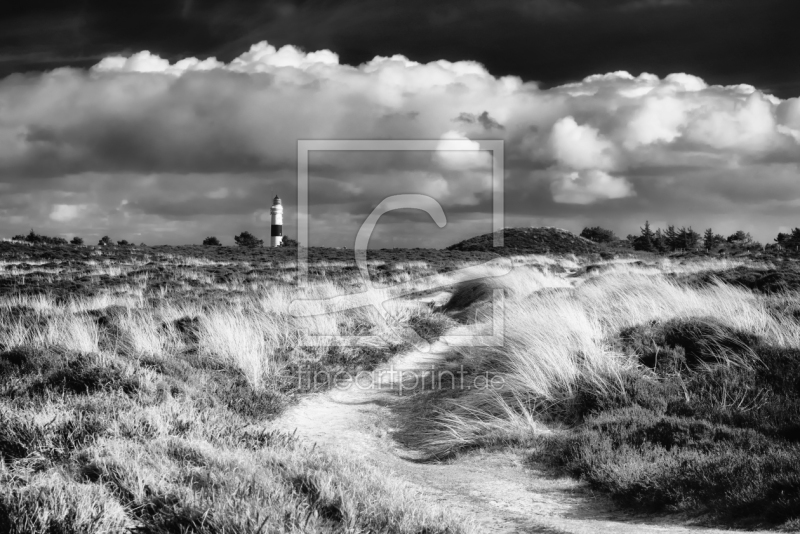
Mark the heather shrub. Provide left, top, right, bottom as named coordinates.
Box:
left=543, top=315, right=800, bottom=527
left=547, top=407, right=800, bottom=525
left=233, top=231, right=262, bottom=248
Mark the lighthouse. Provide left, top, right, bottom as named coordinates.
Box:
left=270, top=195, right=283, bottom=247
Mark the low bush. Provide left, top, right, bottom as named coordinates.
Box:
left=680, top=266, right=800, bottom=294
left=408, top=307, right=458, bottom=342
left=548, top=407, right=800, bottom=526
left=545, top=316, right=800, bottom=527
left=233, top=231, right=263, bottom=248
left=0, top=473, right=132, bottom=534
left=580, top=226, right=617, bottom=243
left=1, top=349, right=140, bottom=399
left=39, top=354, right=139, bottom=396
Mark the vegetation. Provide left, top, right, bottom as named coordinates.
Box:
left=544, top=320, right=800, bottom=527
left=70, top=236, right=84, bottom=245
left=11, top=230, right=68, bottom=246
left=447, top=222, right=776, bottom=258
left=703, top=228, right=724, bottom=249
left=98, top=236, right=112, bottom=247
left=280, top=235, right=299, bottom=247
left=580, top=226, right=616, bottom=243
left=447, top=227, right=601, bottom=255
left=629, top=223, right=704, bottom=252
left=0, top=242, right=474, bottom=533
left=202, top=236, right=221, bottom=246
left=772, top=229, right=800, bottom=248
left=4, top=228, right=800, bottom=530
left=402, top=258, right=800, bottom=529
left=234, top=231, right=263, bottom=248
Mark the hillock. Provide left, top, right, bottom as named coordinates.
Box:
left=447, top=227, right=602, bottom=255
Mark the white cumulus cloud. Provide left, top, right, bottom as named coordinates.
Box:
left=0, top=43, right=799, bottom=245
left=550, top=116, right=617, bottom=171
left=49, top=204, right=84, bottom=222
left=550, top=170, right=634, bottom=205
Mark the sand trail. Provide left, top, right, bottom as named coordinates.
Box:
left=274, top=294, right=773, bottom=534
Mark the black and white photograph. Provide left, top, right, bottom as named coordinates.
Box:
left=0, top=1, right=799, bottom=532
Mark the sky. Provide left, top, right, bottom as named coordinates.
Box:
left=0, top=0, right=798, bottom=247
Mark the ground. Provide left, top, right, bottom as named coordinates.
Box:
left=0, top=240, right=798, bottom=532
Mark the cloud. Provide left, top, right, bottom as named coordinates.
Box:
left=453, top=111, right=505, bottom=130
left=684, top=92, right=778, bottom=152
left=93, top=42, right=340, bottom=75
left=0, top=41, right=799, bottom=245
left=49, top=203, right=84, bottom=222
left=94, top=51, right=224, bottom=74
left=550, top=169, right=634, bottom=204
left=550, top=116, right=617, bottom=171
left=434, top=130, right=491, bottom=173
left=623, top=96, right=687, bottom=147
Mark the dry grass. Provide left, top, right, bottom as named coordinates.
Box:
left=4, top=245, right=797, bottom=530
left=0, top=251, right=475, bottom=533
left=409, top=258, right=800, bottom=458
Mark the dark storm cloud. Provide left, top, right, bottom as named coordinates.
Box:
left=1, top=0, right=796, bottom=97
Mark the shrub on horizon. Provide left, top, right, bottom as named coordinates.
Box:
left=234, top=231, right=263, bottom=248
left=10, top=229, right=68, bottom=246
left=70, top=236, right=84, bottom=245
left=203, top=236, right=222, bottom=246
left=280, top=236, right=298, bottom=248
left=727, top=230, right=753, bottom=245
left=580, top=226, right=616, bottom=243
left=98, top=236, right=112, bottom=246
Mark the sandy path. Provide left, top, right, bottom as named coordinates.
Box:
left=274, top=293, right=774, bottom=534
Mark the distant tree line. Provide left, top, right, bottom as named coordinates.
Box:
left=581, top=223, right=773, bottom=253
left=97, top=236, right=136, bottom=247
left=8, top=231, right=143, bottom=247
left=628, top=223, right=763, bottom=252
left=12, top=229, right=75, bottom=246
left=774, top=228, right=800, bottom=250
left=12, top=225, right=794, bottom=253
left=7, top=229, right=298, bottom=248
left=628, top=221, right=762, bottom=252
left=203, top=232, right=298, bottom=248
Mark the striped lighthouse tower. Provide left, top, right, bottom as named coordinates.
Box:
left=270, top=195, right=283, bottom=247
